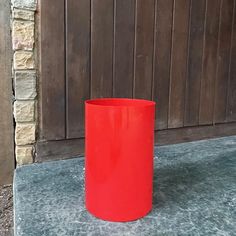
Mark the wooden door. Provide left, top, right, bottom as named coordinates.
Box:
left=38, top=0, right=236, bottom=161
left=0, top=0, right=14, bottom=185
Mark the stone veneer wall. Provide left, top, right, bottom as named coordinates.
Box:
left=11, top=0, right=37, bottom=165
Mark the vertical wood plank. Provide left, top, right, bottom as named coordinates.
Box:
left=0, top=0, right=14, bottom=185
left=184, top=0, right=206, bottom=126
left=153, top=0, right=173, bottom=130
left=168, top=0, right=190, bottom=128
left=199, top=0, right=221, bottom=125
left=133, top=0, right=155, bottom=99
left=227, top=0, right=236, bottom=121
left=113, top=0, right=135, bottom=98
left=91, top=0, right=113, bottom=98
left=214, top=0, right=234, bottom=123
left=40, top=0, right=65, bottom=140
left=66, top=0, right=90, bottom=138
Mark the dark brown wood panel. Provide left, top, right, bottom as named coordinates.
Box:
left=39, top=0, right=236, bottom=161
left=153, top=0, right=174, bottom=130
left=168, top=0, right=190, bottom=128
left=91, top=0, right=113, bottom=98
left=184, top=0, right=206, bottom=126
left=0, top=0, right=14, bottom=185
left=36, top=122, right=236, bottom=162
left=66, top=0, right=90, bottom=138
left=133, top=0, right=155, bottom=99
left=36, top=139, right=84, bottom=162
left=40, top=0, right=65, bottom=140
left=199, top=0, right=221, bottom=125
left=227, top=1, right=236, bottom=122
left=156, top=122, right=236, bottom=145
left=113, top=0, right=135, bottom=98
left=214, top=0, right=234, bottom=123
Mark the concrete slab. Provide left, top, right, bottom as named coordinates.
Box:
left=14, top=136, right=236, bottom=235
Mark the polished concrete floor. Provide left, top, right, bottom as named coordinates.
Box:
left=14, top=136, right=236, bottom=235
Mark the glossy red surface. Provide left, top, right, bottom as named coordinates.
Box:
left=85, top=98, right=156, bottom=222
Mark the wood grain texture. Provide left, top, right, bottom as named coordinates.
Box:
left=38, top=0, right=236, bottom=162
left=0, top=0, right=14, bottom=185
left=40, top=0, right=65, bottom=140
left=168, top=0, right=190, bottom=128
left=199, top=0, right=221, bottom=125
left=133, top=0, right=155, bottom=99
left=113, top=0, right=135, bottom=98
left=156, top=122, right=236, bottom=145
left=214, top=0, right=234, bottom=123
left=153, top=0, right=173, bottom=130
left=36, top=139, right=84, bottom=162
left=91, top=0, right=113, bottom=98
left=227, top=0, right=236, bottom=122
left=184, top=0, right=206, bottom=126
left=66, top=0, right=90, bottom=138
left=36, top=123, right=236, bottom=162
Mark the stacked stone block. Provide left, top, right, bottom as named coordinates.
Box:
left=11, top=0, right=37, bottom=165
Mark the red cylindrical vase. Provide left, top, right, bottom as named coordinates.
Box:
left=85, top=98, right=155, bottom=222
